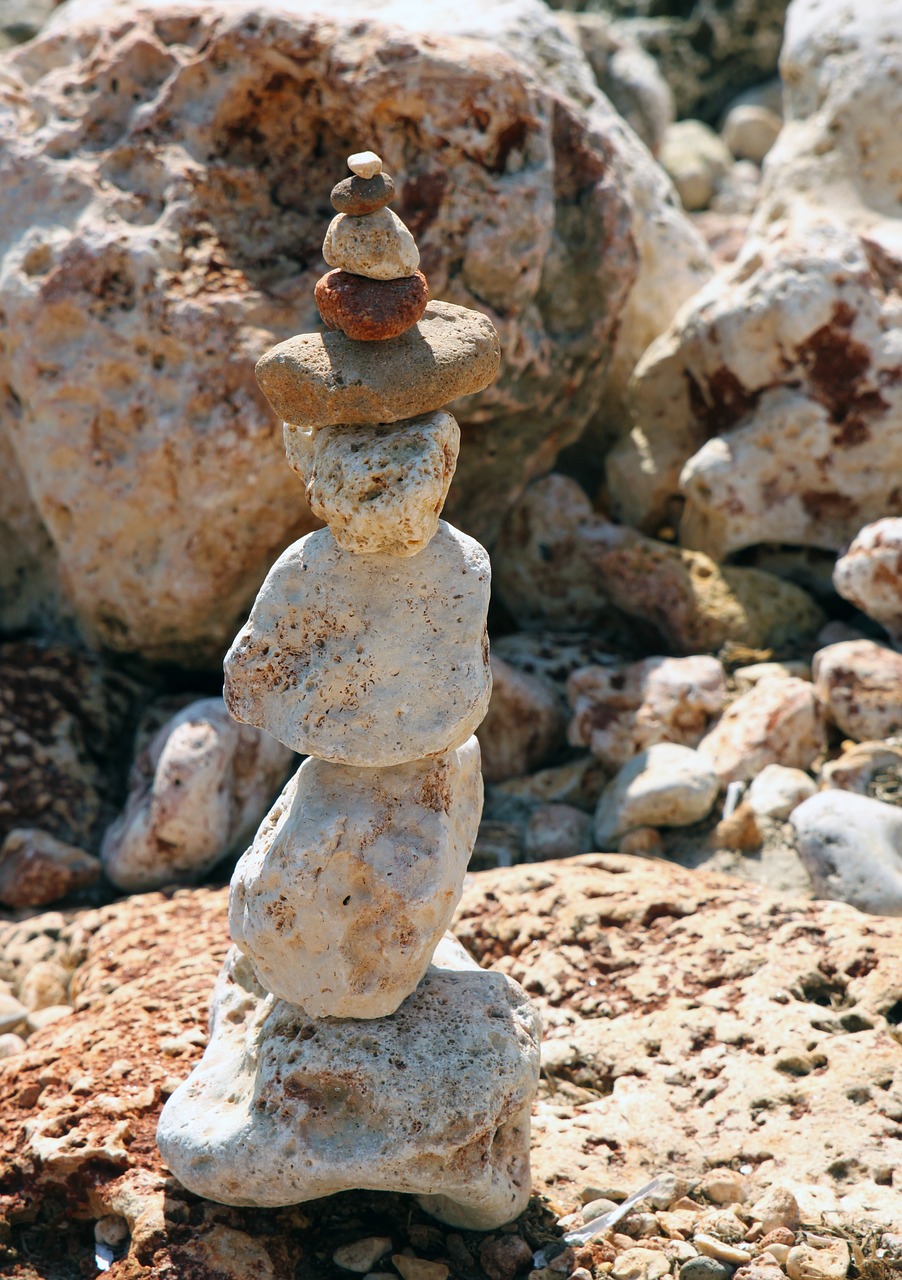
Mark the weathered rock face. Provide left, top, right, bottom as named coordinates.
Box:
left=224, top=522, right=491, bottom=766
left=0, top=0, right=649, bottom=660
left=229, top=740, right=483, bottom=1018
left=0, top=642, right=138, bottom=850
left=157, top=939, right=540, bottom=1229
left=3, top=855, right=901, bottom=1278
left=100, top=697, right=294, bottom=892
left=609, top=222, right=902, bottom=552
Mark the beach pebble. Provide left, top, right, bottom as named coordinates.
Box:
left=331, top=171, right=396, bottom=215
left=0, top=991, right=27, bottom=1035
left=819, top=741, right=902, bottom=798
left=722, top=104, right=781, bottom=163
left=478, top=657, right=566, bottom=785
left=348, top=150, right=382, bottom=179
left=323, top=207, right=419, bottom=281
left=0, top=1033, right=26, bottom=1059
left=315, top=268, right=428, bottom=341
left=333, top=1237, right=393, bottom=1272
left=286, top=411, right=458, bottom=557
left=747, top=765, right=816, bottom=820
left=680, top=1259, right=732, bottom=1280
left=786, top=1239, right=850, bottom=1280
left=748, top=1187, right=801, bottom=1234
left=790, top=789, right=902, bottom=915
left=594, top=743, right=719, bottom=848
left=697, top=1167, right=748, bottom=1205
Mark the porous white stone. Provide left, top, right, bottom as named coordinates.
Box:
left=285, top=411, right=459, bottom=557
left=813, top=640, right=902, bottom=741
left=101, top=698, right=294, bottom=892
left=347, top=150, right=382, bottom=179
left=698, top=678, right=826, bottom=785
left=567, top=655, right=726, bottom=768
left=747, top=765, right=816, bottom=821
left=833, top=519, right=902, bottom=646
left=594, top=743, right=719, bottom=848
left=156, top=939, right=541, bottom=1229
left=323, top=208, right=419, bottom=281
left=224, top=522, right=491, bottom=766
left=229, top=739, right=483, bottom=1018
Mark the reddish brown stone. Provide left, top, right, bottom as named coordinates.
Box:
left=315, top=268, right=429, bottom=341
left=330, top=171, right=396, bottom=214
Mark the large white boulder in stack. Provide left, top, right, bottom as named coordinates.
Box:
left=158, top=149, right=540, bottom=1230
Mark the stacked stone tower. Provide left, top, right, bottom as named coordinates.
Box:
left=157, top=152, right=541, bottom=1230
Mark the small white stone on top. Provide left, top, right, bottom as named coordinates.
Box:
left=348, top=150, right=382, bottom=178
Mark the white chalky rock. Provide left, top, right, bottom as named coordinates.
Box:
left=229, top=739, right=483, bottom=1018
left=567, top=655, right=727, bottom=768
left=594, top=742, right=719, bottom=847
left=813, top=640, right=902, bottom=741
left=101, top=698, right=294, bottom=892
left=347, top=150, right=382, bottom=179
left=747, top=765, right=816, bottom=821
left=790, top=790, right=902, bottom=915
left=285, top=411, right=459, bottom=557
left=224, top=522, right=491, bottom=766
left=323, top=208, right=419, bottom=281
left=156, top=939, right=541, bottom=1229
left=833, top=519, right=902, bottom=646
left=698, top=678, right=827, bottom=785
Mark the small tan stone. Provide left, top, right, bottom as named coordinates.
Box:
left=285, top=411, right=459, bottom=557
left=26, top=1004, right=73, bottom=1034
left=694, top=1234, right=753, bottom=1267
left=595, top=743, right=719, bottom=846
left=612, top=1248, right=670, bottom=1280
left=0, top=828, right=100, bottom=908
left=334, top=1237, right=392, bottom=1272
left=697, top=1168, right=749, bottom=1205
left=833, top=519, right=902, bottom=645
left=393, top=1258, right=450, bottom=1280
left=477, top=656, right=566, bottom=784
left=348, top=150, right=382, bottom=179
left=786, top=1240, right=849, bottom=1280
left=256, top=302, right=501, bottom=430
left=748, top=1187, right=800, bottom=1234
left=224, top=522, right=491, bottom=766
left=18, top=959, right=69, bottom=1012
left=323, top=208, right=419, bottom=281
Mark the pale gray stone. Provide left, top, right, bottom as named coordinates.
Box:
left=791, top=790, right=902, bottom=915
left=229, top=739, right=483, bottom=1018
left=813, top=640, right=902, bottom=741
left=156, top=939, right=541, bottom=1229
left=594, top=743, right=719, bottom=848
left=224, top=523, right=491, bottom=766
left=747, top=766, right=816, bottom=821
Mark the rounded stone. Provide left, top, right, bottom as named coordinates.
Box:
left=314, top=269, right=428, bottom=341
left=255, top=301, right=501, bottom=430
left=323, top=207, right=419, bottom=281
left=156, top=939, right=541, bottom=1229
left=229, top=739, right=483, bottom=1018
left=330, top=172, right=396, bottom=215
left=348, top=149, right=382, bottom=178
left=224, top=522, right=491, bottom=766
left=594, top=742, right=719, bottom=848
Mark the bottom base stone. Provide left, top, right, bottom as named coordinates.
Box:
left=156, top=938, right=541, bottom=1230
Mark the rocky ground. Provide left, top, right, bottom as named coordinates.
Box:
left=3, top=0, right=902, bottom=1275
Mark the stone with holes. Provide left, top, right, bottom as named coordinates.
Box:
left=229, top=739, right=483, bottom=1018
left=813, top=640, right=902, bottom=741
left=322, top=207, right=419, bottom=281
left=156, top=938, right=540, bottom=1228
left=314, top=269, right=428, bottom=341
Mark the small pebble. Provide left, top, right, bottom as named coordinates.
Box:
left=331, top=171, right=396, bottom=215
left=756, top=1229, right=795, bottom=1253
left=581, top=1186, right=629, bottom=1204
left=348, top=150, right=383, bottom=179
left=694, top=1233, right=753, bottom=1266
left=722, top=105, right=781, bottom=164
left=748, top=1187, right=801, bottom=1234
left=0, top=991, right=27, bottom=1035
left=94, top=1215, right=129, bottom=1247
left=0, top=1032, right=26, bottom=1059
left=479, top=1233, right=535, bottom=1280
left=680, top=1257, right=733, bottom=1280
left=619, top=827, right=665, bottom=855
left=612, top=1247, right=671, bottom=1280
left=786, top=1240, right=850, bottom=1280
left=698, top=1169, right=749, bottom=1206
left=334, top=1237, right=392, bottom=1273
left=582, top=1197, right=622, bottom=1220
left=392, top=1257, right=449, bottom=1280
left=323, top=207, right=419, bottom=281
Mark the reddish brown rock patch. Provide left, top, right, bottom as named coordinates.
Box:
left=315, top=269, right=429, bottom=341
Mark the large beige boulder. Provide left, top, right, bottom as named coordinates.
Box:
left=224, top=522, right=491, bottom=766
left=229, top=740, right=483, bottom=1018
left=0, top=0, right=665, bottom=660
left=157, top=940, right=540, bottom=1228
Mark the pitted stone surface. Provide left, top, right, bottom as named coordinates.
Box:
left=813, top=639, right=902, bottom=741
left=323, top=208, right=419, bottom=281
left=698, top=678, right=826, bottom=786
left=314, top=269, right=428, bottom=341
left=833, top=519, right=902, bottom=646
left=256, top=302, right=500, bottom=430
left=229, top=739, right=483, bottom=1018
left=156, top=940, right=540, bottom=1229
left=224, top=522, right=491, bottom=766
left=285, top=411, right=459, bottom=557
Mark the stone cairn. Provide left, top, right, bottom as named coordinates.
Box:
left=157, top=151, right=542, bottom=1230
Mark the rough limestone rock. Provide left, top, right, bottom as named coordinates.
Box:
left=0, top=642, right=138, bottom=850
left=224, top=522, right=491, bottom=766
left=322, top=208, right=420, bottom=280
left=493, top=476, right=823, bottom=652
left=609, top=222, right=902, bottom=551
left=314, top=268, right=429, bottom=342
left=833, top=519, right=902, bottom=646
left=3, top=858, right=902, bottom=1274
left=476, top=657, right=566, bottom=785
left=594, top=743, right=719, bottom=847
left=229, top=740, right=483, bottom=1018
left=0, top=829, right=100, bottom=909
left=698, top=678, right=826, bottom=786
left=157, top=939, right=540, bottom=1229
left=100, top=698, right=294, bottom=893
left=747, top=766, right=816, bottom=821
left=285, top=411, right=459, bottom=557
left=813, top=640, right=902, bottom=742
left=567, top=655, right=727, bottom=768
left=258, top=303, right=500, bottom=430
left=820, top=741, right=902, bottom=799
left=791, top=791, right=902, bottom=915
